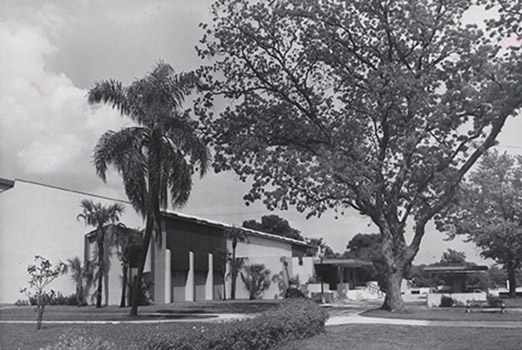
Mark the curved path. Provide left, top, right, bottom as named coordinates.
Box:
left=1, top=313, right=521, bottom=328
left=326, top=313, right=522, bottom=328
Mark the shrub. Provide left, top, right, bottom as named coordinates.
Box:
left=147, top=299, right=329, bottom=350
left=487, top=294, right=504, bottom=308
left=29, top=292, right=78, bottom=306
left=41, top=333, right=116, bottom=350
left=240, top=264, right=271, bottom=300
left=14, top=298, right=29, bottom=306
left=440, top=295, right=454, bottom=307
left=285, top=287, right=306, bottom=299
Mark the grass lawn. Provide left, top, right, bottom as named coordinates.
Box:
left=0, top=300, right=280, bottom=349
left=0, top=322, right=209, bottom=350
left=275, top=325, right=522, bottom=350
left=0, top=299, right=279, bottom=321
left=362, top=303, right=522, bottom=322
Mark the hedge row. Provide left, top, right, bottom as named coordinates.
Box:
left=148, top=299, right=329, bottom=350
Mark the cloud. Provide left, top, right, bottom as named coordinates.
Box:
left=0, top=16, right=126, bottom=191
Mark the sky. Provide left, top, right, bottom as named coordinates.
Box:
left=1, top=0, right=522, bottom=265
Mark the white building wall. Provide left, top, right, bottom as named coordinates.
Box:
left=227, top=235, right=297, bottom=300
left=0, top=180, right=144, bottom=304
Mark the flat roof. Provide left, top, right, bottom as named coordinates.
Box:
left=162, top=210, right=313, bottom=248
left=0, top=177, right=14, bottom=194
left=423, top=265, right=488, bottom=274
left=315, top=258, right=372, bottom=267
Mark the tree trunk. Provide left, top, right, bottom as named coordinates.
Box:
left=96, top=238, right=104, bottom=308
left=381, top=270, right=407, bottom=312
left=222, top=271, right=227, bottom=300
left=36, top=295, right=44, bottom=330
left=231, top=247, right=237, bottom=300
left=507, top=262, right=517, bottom=298
left=120, top=263, right=128, bottom=307
left=130, top=212, right=154, bottom=316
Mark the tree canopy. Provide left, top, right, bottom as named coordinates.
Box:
left=243, top=214, right=304, bottom=241
left=437, top=151, right=522, bottom=297
left=197, top=0, right=522, bottom=311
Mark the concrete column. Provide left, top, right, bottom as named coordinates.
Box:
left=206, top=253, right=214, bottom=300
left=185, top=251, right=195, bottom=301
left=165, top=249, right=171, bottom=303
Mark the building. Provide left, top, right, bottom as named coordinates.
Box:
left=423, top=265, right=489, bottom=307
left=1, top=177, right=373, bottom=305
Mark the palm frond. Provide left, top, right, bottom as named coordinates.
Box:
left=88, top=79, right=130, bottom=115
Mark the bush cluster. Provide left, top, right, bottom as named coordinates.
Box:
left=439, top=295, right=454, bottom=307
left=28, top=292, right=78, bottom=306
left=148, top=299, right=329, bottom=350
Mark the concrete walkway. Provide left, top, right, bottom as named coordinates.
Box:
left=2, top=312, right=521, bottom=328
left=326, top=314, right=522, bottom=328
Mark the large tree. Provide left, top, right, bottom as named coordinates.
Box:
left=88, top=62, right=210, bottom=316
left=197, top=0, right=522, bottom=311
left=77, top=199, right=124, bottom=308
left=437, top=152, right=522, bottom=297
left=243, top=214, right=304, bottom=240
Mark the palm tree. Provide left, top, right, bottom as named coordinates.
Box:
left=88, top=62, right=210, bottom=316
left=108, top=225, right=143, bottom=307
left=240, top=264, right=271, bottom=300
left=77, top=199, right=124, bottom=308
left=224, top=227, right=248, bottom=300
left=61, top=256, right=94, bottom=306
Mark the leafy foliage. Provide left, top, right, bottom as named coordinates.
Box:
left=88, top=62, right=210, bottom=315
left=243, top=215, right=304, bottom=241
left=240, top=264, right=271, bottom=300
left=344, top=233, right=386, bottom=287
left=20, top=255, right=65, bottom=329
left=437, top=151, right=522, bottom=297
left=147, top=299, right=328, bottom=350
left=196, top=0, right=522, bottom=311
left=41, top=332, right=118, bottom=350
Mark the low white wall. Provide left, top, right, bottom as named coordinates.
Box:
left=427, top=292, right=487, bottom=308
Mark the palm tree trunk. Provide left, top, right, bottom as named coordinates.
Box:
left=231, top=247, right=237, bottom=300
left=96, top=237, right=104, bottom=308
left=130, top=211, right=154, bottom=316
left=120, top=263, right=128, bottom=307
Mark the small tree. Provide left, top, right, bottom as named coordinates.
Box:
left=60, top=256, right=94, bottom=306
left=108, top=225, right=142, bottom=307
left=77, top=199, right=124, bottom=308
left=224, top=227, right=248, bottom=299
left=241, top=264, right=271, bottom=300
left=215, top=248, right=231, bottom=300
left=20, top=256, right=64, bottom=329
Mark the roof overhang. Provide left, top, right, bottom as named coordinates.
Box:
left=423, top=265, right=488, bottom=274
left=161, top=210, right=313, bottom=248
left=0, top=177, right=14, bottom=194
left=315, top=258, right=373, bottom=268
